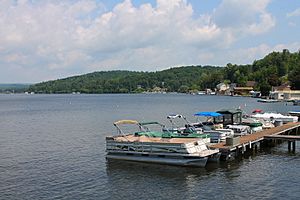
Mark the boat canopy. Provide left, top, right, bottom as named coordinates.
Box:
left=114, top=120, right=139, bottom=126
left=194, top=112, right=222, bottom=117
left=217, top=109, right=242, bottom=114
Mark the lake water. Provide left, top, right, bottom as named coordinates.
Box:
left=0, top=94, right=299, bottom=200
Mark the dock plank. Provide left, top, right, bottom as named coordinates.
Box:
left=210, top=122, right=300, bottom=150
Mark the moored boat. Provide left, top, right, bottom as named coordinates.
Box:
left=288, top=111, right=300, bottom=121
left=251, top=112, right=298, bottom=123
left=226, top=124, right=251, bottom=136
left=106, top=120, right=219, bottom=167
left=257, top=99, right=280, bottom=103
left=193, top=112, right=234, bottom=143
left=241, top=117, right=263, bottom=133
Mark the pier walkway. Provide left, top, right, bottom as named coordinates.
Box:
left=210, top=122, right=300, bottom=153
left=264, top=135, right=300, bottom=140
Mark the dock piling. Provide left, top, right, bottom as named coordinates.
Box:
left=292, top=141, right=296, bottom=152
left=288, top=141, right=292, bottom=152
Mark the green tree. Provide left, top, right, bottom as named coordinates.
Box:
left=178, top=85, right=189, bottom=93
left=289, top=65, right=300, bottom=89
left=259, top=82, right=271, bottom=96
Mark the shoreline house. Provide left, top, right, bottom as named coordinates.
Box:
left=231, top=81, right=257, bottom=96
left=270, top=84, right=300, bottom=100
left=232, top=87, right=253, bottom=96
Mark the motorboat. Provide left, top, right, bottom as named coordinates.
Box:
left=226, top=125, right=251, bottom=136
left=288, top=111, right=300, bottom=121
left=203, top=128, right=235, bottom=143
left=251, top=112, right=298, bottom=123
left=257, top=119, right=274, bottom=129
left=241, top=117, right=263, bottom=133
left=193, top=112, right=234, bottom=143
left=106, top=120, right=219, bottom=167
left=257, top=99, right=280, bottom=103
left=193, top=111, right=224, bottom=129
left=247, top=109, right=273, bottom=129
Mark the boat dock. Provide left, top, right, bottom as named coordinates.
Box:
left=209, top=122, right=300, bottom=160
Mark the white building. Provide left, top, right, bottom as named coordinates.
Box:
left=270, top=84, right=300, bottom=100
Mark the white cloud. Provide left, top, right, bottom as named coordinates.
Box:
left=287, top=8, right=300, bottom=17
left=0, top=0, right=286, bottom=83
left=213, top=0, right=275, bottom=35
left=288, top=22, right=297, bottom=27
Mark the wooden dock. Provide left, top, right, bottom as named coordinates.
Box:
left=209, top=122, right=300, bottom=160
left=264, top=135, right=300, bottom=140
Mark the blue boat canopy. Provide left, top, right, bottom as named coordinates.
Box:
left=194, top=112, right=222, bottom=117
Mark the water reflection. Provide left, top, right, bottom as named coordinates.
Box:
left=105, top=141, right=300, bottom=199
left=106, top=159, right=210, bottom=199
left=105, top=158, right=247, bottom=199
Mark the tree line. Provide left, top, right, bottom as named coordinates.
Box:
left=28, top=49, right=300, bottom=94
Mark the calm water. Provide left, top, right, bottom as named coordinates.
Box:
left=0, top=94, right=299, bottom=200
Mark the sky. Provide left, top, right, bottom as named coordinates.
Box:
left=0, top=0, right=300, bottom=83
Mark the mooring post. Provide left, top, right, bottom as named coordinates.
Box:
left=242, top=144, right=246, bottom=154
left=251, top=144, right=257, bottom=155
left=288, top=141, right=292, bottom=152
left=292, top=141, right=296, bottom=152
left=260, top=140, right=265, bottom=148
left=235, top=146, right=241, bottom=158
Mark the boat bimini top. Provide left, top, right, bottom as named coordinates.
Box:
left=166, top=114, right=191, bottom=130
left=167, top=114, right=185, bottom=119
left=113, top=120, right=142, bottom=136
left=193, top=112, right=223, bottom=129
left=113, top=120, right=167, bottom=137
left=113, top=120, right=139, bottom=125
left=194, top=112, right=222, bottom=117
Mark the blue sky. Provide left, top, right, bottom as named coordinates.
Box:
left=0, top=0, right=299, bottom=83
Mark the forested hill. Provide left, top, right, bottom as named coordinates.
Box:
left=29, top=49, right=300, bottom=94
left=29, top=67, right=222, bottom=93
